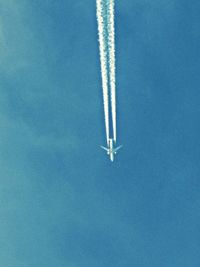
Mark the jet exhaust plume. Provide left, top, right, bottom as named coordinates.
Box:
left=96, top=0, right=117, bottom=145
left=96, top=0, right=110, bottom=145
left=107, top=0, right=116, bottom=142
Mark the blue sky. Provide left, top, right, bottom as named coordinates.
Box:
left=0, top=0, right=200, bottom=266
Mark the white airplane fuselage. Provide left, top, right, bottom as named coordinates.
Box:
left=108, top=139, right=115, bottom=162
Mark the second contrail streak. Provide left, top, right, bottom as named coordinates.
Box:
left=96, top=0, right=110, bottom=145
left=107, top=0, right=116, bottom=142
left=96, top=0, right=117, bottom=145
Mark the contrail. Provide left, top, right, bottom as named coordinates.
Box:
left=107, top=0, right=116, bottom=143
left=96, top=0, right=117, bottom=145
left=96, top=0, right=110, bottom=145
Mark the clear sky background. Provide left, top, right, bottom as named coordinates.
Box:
left=0, top=0, right=200, bottom=266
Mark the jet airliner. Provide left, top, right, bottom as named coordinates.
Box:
left=101, top=139, right=122, bottom=162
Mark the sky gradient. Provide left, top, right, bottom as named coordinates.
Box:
left=0, top=0, right=200, bottom=266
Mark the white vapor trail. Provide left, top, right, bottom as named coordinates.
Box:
left=107, top=0, right=116, bottom=142
left=96, top=0, right=117, bottom=144
left=96, top=0, right=110, bottom=145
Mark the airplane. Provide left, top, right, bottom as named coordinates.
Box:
left=101, top=139, right=122, bottom=162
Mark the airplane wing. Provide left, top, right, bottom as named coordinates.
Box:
left=114, top=145, right=123, bottom=152
left=100, top=146, right=109, bottom=152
